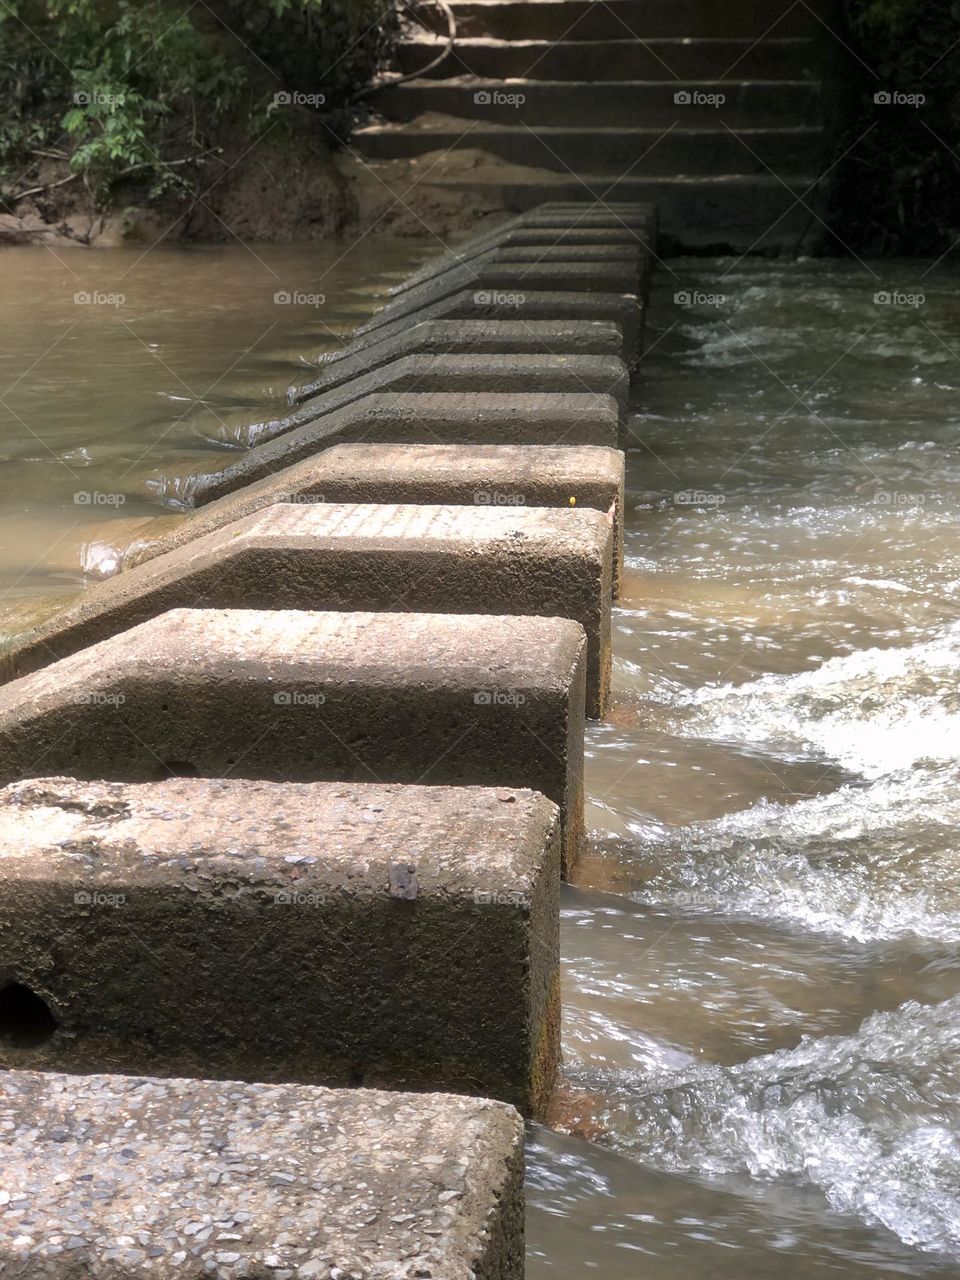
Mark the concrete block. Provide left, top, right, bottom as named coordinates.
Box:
left=388, top=243, right=647, bottom=299
left=0, top=775, right=560, bottom=1113
left=235, top=354, right=628, bottom=451
left=399, top=226, right=653, bottom=292
left=183, top=393, right=621, bottom=505
left=330, top=289, right=643, bottom=370
left=360, top=262, right=642, bottom=336
left=0, top=608, right=587, bottom=871
left=0, top=1069, right=524, bottom=1278
left=297, top=318, right=626, bottom=401
left=116, top=442, right=626, bottom=598
left=2, top=503, right=613, bottom=717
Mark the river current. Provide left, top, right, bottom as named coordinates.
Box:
left=2, top=244, right=959, bottom=1276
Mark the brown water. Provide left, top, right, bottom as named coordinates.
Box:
left=4, top=246, right=960, bottom=1276
left=530, top=258, right=960, bottom=1277
left=0, top=238, right=434, bottom=635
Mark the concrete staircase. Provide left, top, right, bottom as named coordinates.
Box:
left=354, top=0, right=831, bottom=249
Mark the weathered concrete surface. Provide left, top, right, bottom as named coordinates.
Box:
left=116, top=443, right=626, bottom=596
left=388, top=243, right=647, bottom=301
left=0, top=608, right=586, bottom=870
left=235, top=354, right=628, bottom=450
left=327, top=291, right=643, bottom=370
left=0, top=1069, right=524, bottom=1278
left=0, top=776, right=560, bottom=1113
left=1, top=503, right=613, bottom=716
left=398, top=226, right=650, bottom=292
left=185, top=393, right=621, bottom=505
left=296, top=318, right=626, bottom=401
left=359, top=262, right=642, bottom=337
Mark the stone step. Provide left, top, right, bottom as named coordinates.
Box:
left=120, top=442, right=626, bottom=597
left=0, top=776, right=560, bottom=1112
left=182, top=393, right=622, bottom=504
left=377, top=78, right=823, bottom=127
left=360, top=259, right=643, bottom=335
left=398, top=228, right=652, bottom=291
left=231, top=352, right=629, bottom=450
left=396, top=35, right=820, bottom=80
left=299, top=319, right=628, bottom=396
left=0, top=1068, right=524, bottom=1277
left=3, top=502, right=614, bottom=717
left=334, top=292, right=644, bottom=368
left=416, top=0, right=825, bottom=40
left=0, top=607, right=588, bottom=870
left=354, top=117, right=824, bottom=174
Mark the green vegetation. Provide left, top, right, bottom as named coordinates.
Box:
left=0, top=0, right=389, bottom=210
left=831, top=0, right=960, bottom=255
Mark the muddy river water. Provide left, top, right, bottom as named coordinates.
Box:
left=2, top=243, right=960, bottom=1276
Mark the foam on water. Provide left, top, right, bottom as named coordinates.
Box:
left=680, top=624, right=960, bottom=777
left=598, top=996, right=960, bottom=1259
left=625, top=765, right=960, bottom=942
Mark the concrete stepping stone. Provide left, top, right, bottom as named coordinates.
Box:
left=234, top=353, right=628, bottom=450
left=183, top=392, right=621, bottom=505
left=1, top=502, right=613, bottom=717
left=0, top=607, right=587, bottom=871
left=115, top=442, right=626, bottom=596
left=0, top=775, right=560, bottom=1112
left=387, top=243, right=648, bottom=300
left=296, top=318, right=626, bottom=401
left=359, top=261, right=642, bottom=336
left=328, top=290, right=644, bottom=370
left=0, top=1068, right=524, bottom=1278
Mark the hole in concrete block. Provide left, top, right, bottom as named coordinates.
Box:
left=0, top=983, right=58, bottom=1048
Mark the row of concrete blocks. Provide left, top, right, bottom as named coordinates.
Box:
left=0, top=202, right=656, bottom=1279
